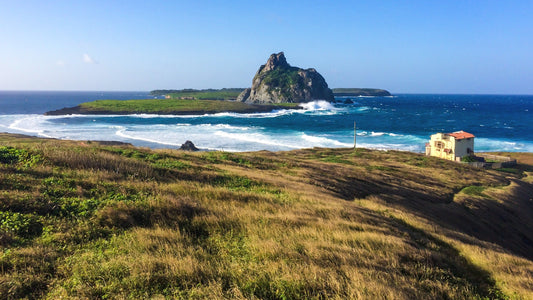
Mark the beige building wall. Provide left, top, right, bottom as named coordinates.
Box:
left=428, top=133, right=454, bottom=160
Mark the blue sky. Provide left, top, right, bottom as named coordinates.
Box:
left=1, top=0, right=532, bottom=94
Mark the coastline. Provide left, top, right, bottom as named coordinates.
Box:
left=1, top=93, right=530, bottom=153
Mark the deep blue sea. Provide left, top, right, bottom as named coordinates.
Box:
left=0, top=91, right=532, bottom=152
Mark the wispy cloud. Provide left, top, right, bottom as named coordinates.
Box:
left=56, top=60, right=66, bottom=66
left=83, top=53, right=97, bottom=64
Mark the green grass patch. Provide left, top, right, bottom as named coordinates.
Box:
left=365, top=165, right=394, bottom=171
left=320, top=155, right=352, bottom=164
left=461, top=186, right=487, bottom=197
left=495, top=168, right=520, bottom=174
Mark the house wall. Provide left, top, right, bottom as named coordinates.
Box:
left=428, top=133, right=455, bottom=160
left=454, top=138, right=474, bottom=159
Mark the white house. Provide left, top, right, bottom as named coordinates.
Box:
left=425, top=130, right=475, bottom=162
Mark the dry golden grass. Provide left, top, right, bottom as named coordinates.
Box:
left=1, top=133, right=533, bottom=299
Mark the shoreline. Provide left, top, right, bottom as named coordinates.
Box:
left=1, top=133, right=531, bottom=156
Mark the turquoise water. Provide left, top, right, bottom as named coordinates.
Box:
left=1, top=92, right=532, bottom=152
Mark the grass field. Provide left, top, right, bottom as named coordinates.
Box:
left=45, top=99, right=300, bottom=115
left=1, top=133, right=533, bottom=299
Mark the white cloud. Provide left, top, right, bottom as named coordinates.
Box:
left=83, top=53, right=97, bottom=64
left=56, top=60, right=66, bottom=66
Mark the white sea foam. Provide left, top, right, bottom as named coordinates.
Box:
left=299, top=100, right=336, bottom=111
left=196, top=124, right=256, bottom=130
left=204, top=109, right=295, bottom=119
left=301, top=133, right=353, bottom=147
left=115, top=127, right=182, bottom=147
left=476, top=138, right=533, bottom=152
left=7, top=115, right=54, bottom=138
left=213, top=131, right=302, bottom=149
left=356, top=106, right=371, bottom=112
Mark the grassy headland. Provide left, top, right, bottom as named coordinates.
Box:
left=1, top=133, right=533, bottom=299
left=45, top=99, right=300, bottom=115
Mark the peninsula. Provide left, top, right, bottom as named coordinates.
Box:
left=44, top=99, right=300, bottom=115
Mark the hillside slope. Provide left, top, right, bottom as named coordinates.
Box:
left=1, top=133, right=532, bottom=299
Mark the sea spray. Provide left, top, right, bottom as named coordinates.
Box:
left=299, top=100, right=336, bottom=111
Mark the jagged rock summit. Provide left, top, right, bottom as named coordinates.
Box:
left=237, top=52, right=334, bottom=104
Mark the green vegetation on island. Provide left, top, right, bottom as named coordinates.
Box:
left=332, top=88, right=392, bottom=96
left=147, top=86, right=394, bottom=102
left=262, top=67, right=303, bottom=93
left=45, top=98, right=300, bottom=115
left=150, top=88, right=245, bottom=100
left=1, top=133, right=533, bottom=299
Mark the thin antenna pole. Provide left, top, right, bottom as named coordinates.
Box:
left=354, top=121, right=356, bottom=150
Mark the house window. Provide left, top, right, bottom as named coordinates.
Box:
left=434, top=141, right=444, bottom=148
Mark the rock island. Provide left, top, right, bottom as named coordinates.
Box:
left=238, top=52, right=335, bottom=104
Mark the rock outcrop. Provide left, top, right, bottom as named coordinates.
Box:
left=237, top=52, right=334, bottom=104
left=179, top=140, right=199, bottom=151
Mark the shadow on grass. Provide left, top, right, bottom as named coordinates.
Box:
left=391, top=216, right=506, bottom=299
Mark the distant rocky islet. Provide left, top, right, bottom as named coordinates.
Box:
left=237, top=52, right=335, bottom=104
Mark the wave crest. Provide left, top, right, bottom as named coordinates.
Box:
left=299, top=100, right=336, bottom=111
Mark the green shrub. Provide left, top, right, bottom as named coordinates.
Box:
left=0, top=146, right=19, bottom=164
left=56, top=197, right=101, bottom=218
left=0, top=146, right=41, bottom=167
left=0, top=211, right=43, bottom=237
left=461, top=155, right=477, bottom=163
left=41, top=177, right=77, bottom=198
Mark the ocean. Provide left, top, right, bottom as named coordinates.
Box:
left=0, top=91, right=532, bottom=153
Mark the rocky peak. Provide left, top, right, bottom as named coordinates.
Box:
left=262, top=52, right=290, bottom=72
left=237, top=52, right=334, bottom=104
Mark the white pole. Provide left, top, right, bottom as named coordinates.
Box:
left=354, top=121, right=356, bottom=149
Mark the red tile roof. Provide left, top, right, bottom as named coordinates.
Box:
left=447, top=131, right=475, bottom=140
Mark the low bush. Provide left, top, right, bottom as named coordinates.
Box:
left=0, top=146, right=41, bottom=167
left=0, top=211, right=43, bottom=238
